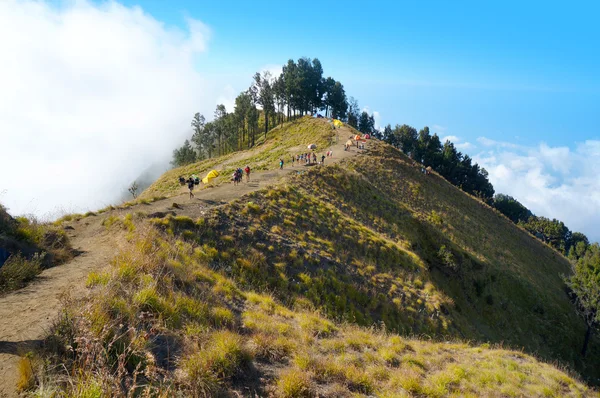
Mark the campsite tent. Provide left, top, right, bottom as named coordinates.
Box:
left=333, top=119, right=343, bottom=128
left=354, top=135, right=361, bottom=140
left=308, top=144, right=317, bottom=149
left=202, top=169, right=219, bottom=184
left=364, top=134, right=371, bottom=139
left=345, top=140, right=353, bottom=146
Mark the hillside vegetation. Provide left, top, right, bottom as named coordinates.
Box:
left=0, top=204, right=73, bottom=293
left=25, top=117, right=598, bottom=396
left=141, top=116, right=337, bottom=200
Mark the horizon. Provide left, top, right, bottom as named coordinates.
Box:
left=1, top=0, right=598, bottom=241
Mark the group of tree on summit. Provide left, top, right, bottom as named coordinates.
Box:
left=172, top=57, right=351, bottom=167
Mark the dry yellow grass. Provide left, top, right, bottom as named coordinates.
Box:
left=28, top=220, right=596, bottom=396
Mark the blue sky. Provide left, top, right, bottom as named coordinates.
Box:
left=115, top=0, right=600, bottom=147
left=2, top=0, right=599, bottom=240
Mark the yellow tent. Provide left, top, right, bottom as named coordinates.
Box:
left=202, top=169, right=219, bottom=184
left=333, top=119, right=343, bottom=128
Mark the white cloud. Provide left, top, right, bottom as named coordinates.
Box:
left=456, top=142, right=475, bottom=150
left=474, top=139, right=600, bottom=242
left=361, top=106, right=381, bottom=130
left=477, top=137, right=522, bottom=149
left=0, top=0, right=219, bottom=219
left=216, top=84, right=237, bottom=113
left=441, top=135, right=460, bottom=143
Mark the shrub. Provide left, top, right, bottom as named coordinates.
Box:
left=277, top=368, right=314, bottom=398
left=0, top=253, right=44, bottom=292
left=184, top=331, right=251, bottom=384
left=438, top=245, right=457, bottom=271
left=16, top=356, right=35, bottom=392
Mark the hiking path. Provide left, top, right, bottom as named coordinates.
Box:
left=0, top=126, right=363, bottom=397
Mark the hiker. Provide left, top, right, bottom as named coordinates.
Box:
left=426, top=166, right=432, bottom=175
left=292, top=155, right=295, bottom=166
left=321, top=154, right=326, bottom=164
left=187, top=177, right=195, bottom=198
left=279, top=158, right=284, bottom=169
left=244, top=165, right=251, bottom=182
left=313, top=153, right=317, bottom=164
left=179, top=176, right=185, bottom=185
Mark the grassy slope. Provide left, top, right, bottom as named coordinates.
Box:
left=33, top=216, right=593, bottom=397
left=30, top=118, right=598, bottom=395
left=139, top=116, right=336, bottom=200
left=0, top=204, right=73, bottom=293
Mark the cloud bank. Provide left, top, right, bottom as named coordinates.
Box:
left=0, top=0, right=216, bottom=218
left=474, top=139, right=600, bottom=242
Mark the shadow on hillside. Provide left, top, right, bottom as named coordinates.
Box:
left=0, top=339, right=42, bottom=356
left=290, top=158, right=600, bottom=383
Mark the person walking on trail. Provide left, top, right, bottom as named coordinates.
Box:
left=312, top=153, right=317, bottom=164
left=187, top=177, right=195, bottom=198
left=321, top=154, right=326, bottom=164
left=291, top=155, right=295, bottom=166
left=279, top=158, right=284, bottom=169
left=244, top=165, right=251, bottom=182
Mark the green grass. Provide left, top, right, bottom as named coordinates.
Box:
left=139, top=116, right=337, bottom=200
left=0, top=206, right=74, bottom=293
left=24, top=117, right=600, bottom=395
left=30, top=216, right=595, bottom=396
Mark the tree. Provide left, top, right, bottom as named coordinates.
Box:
left=190, top=113, right=208, bottom=159
left=273, top=75, right=286, bottom=125
left=253, top=71, right=275, bottom=137
left=171, top=139, right=196, bottom=167
left=328, top=81, right=347, bottom=120
left=569, top=232, right=590, bottom=261
left=128, top=181, right=139, bottom=199
left=347, top=97, right=360, bottom=128
left=214, top=104, right=227, bottom=156
left=358, top=111, right=375, bottom=134
left=565, top=243, right=600, bottom=357
left=322, top=77, right=336, bottom=117
left=493, top=194, right=532, bottom=224
left=393, top=124, right=418, bottom=155
left=519, top=216, right=572, bottom=253
left=382, top=124, right=394, bottom=145
left=310, top=58, right=324, bottom=113
left=282, top=59, right=298, bottom=119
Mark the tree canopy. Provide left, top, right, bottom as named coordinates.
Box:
left=171, top=57, right=350, bottom=167
left=565, top=243, right=600, bottom=356
left=382, top=124, right=495, bottom=201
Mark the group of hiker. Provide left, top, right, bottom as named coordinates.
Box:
left=232, top=166, right=251, bottom=185
left=290, top=151, right=331, bottom=167
left=178, top=146, right=338, bottom=199
left=179, top=175, right=200, bottom=198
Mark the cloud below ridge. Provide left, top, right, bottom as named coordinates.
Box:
left=473, top=139, right=600, bottom=242
left=0, top=0, right=218, bottom=219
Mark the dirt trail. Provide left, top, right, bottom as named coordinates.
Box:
left=0, top=126, right=362, bottom=397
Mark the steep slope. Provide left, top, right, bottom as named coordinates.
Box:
left=8, top=117, right=598, bottom=396
left=140, top=137, right=596, bottom=377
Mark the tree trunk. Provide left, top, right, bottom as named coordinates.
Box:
left=265, top=112, right=269, bottom=138
left=582, top=323, right=592, bottom=357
